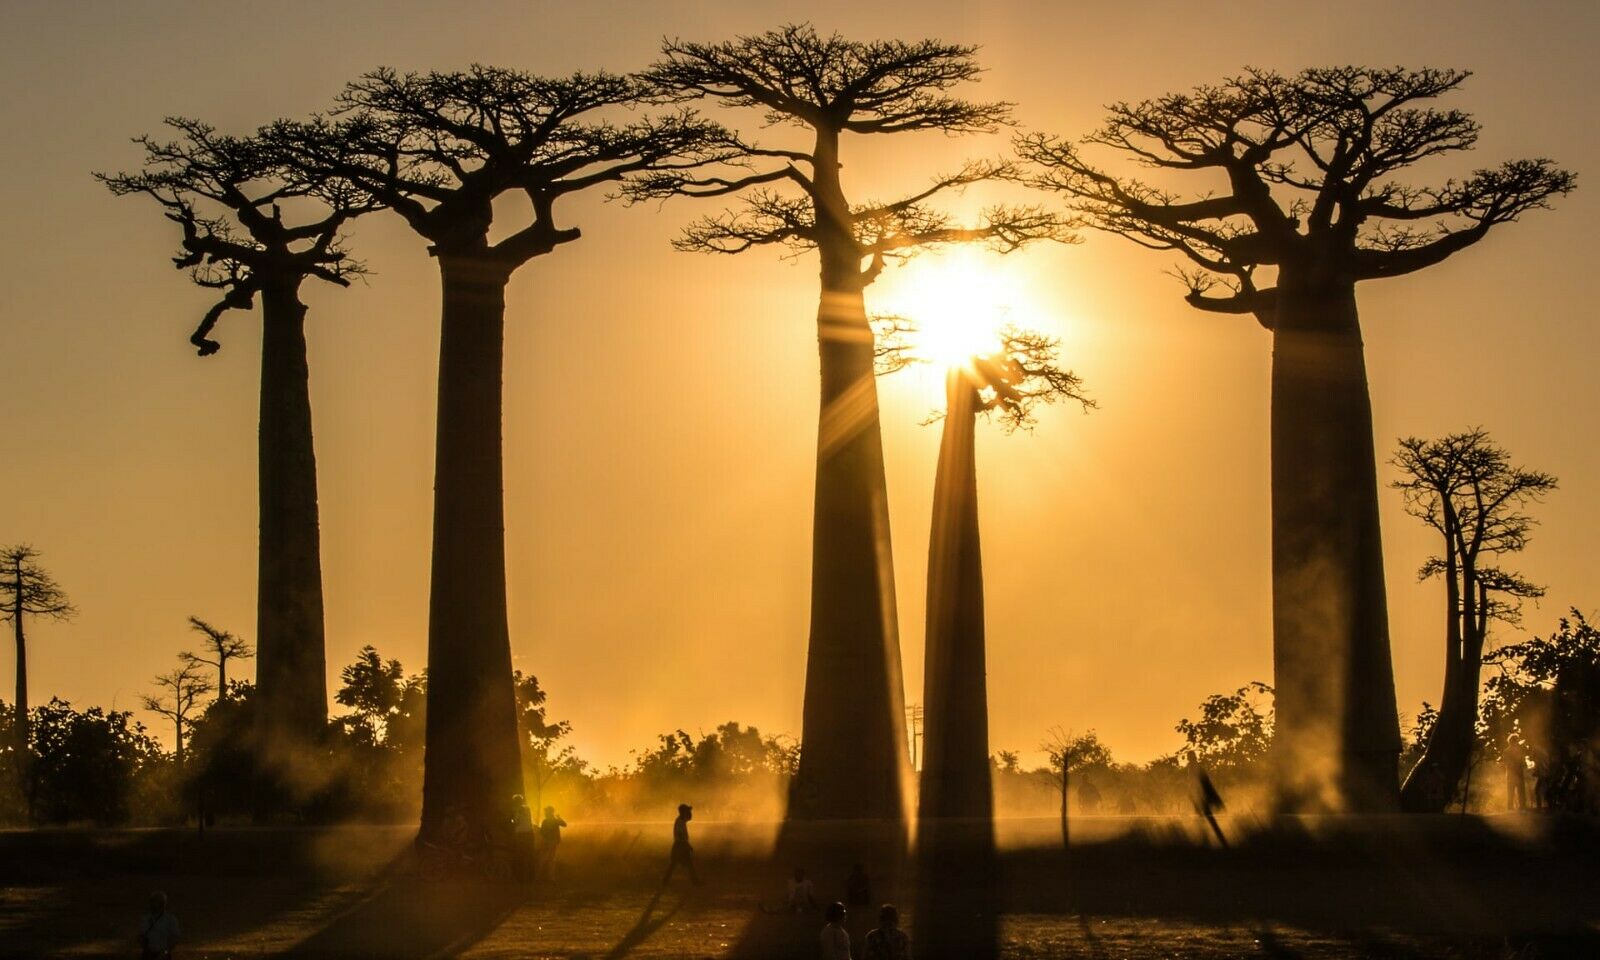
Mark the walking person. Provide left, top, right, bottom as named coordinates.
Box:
left=662, top=803, right=703, bottom=885
left=1187, top=751, right=1228, bottom=848
left=538, top=805, right=568, bottom=879
left=137, top=891, right=180, bottom=960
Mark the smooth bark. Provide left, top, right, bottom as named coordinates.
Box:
left=253, top=280, right=329, bottom=764
left=10, top=568, right=25, bottom=789
left=790, top=127, right=912, bottom=823
left=1401, top=538, right=1489, bottom=811
left=917, top=371, right=994, bottom=824
left=417, top=254, right=525, bottom=842
left=1269, top=278, right=1401, bottom=812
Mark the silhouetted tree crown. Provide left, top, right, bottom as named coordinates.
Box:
left=97, top=118, right=376, bottom=355
left=949, top=328, right=1095, bottom=431
left=180, top=616, right=253, bottom=696
left=1392, top=429, right=1557, bottom=623
left=0, top=546, right=75, bottom=626
left=633, top=23, right=1067, bottom=281
left=274, top=66, right=739, bottom=267
left=1017, top=67, right=1575, bottom=325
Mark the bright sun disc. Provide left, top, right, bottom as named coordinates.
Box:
left=877, top=249, right=1035, bottom=369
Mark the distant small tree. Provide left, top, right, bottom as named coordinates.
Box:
left=1393, top=430, right=1556, bottom=811
left=336, top=646, right=408, bottom=747
left=1019, top=67, right=1575, bottom=811
left=180, top=616, right=254, bottom=697
left=1040, top=727, right=1112, bottom=846
left=512, top=671, right=581, bottom=813
left=28, top=698, right=166, bottom=825
left=0, top=545, right=75, bottom=807
left=1174, top=682, right=1275, bottom=772
left=142, top=661, right=214, bottom=769
left=994, top=750, right=1022, bottom=775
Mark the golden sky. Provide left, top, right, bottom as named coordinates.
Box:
left=2, top=0, right=1596, bottom=769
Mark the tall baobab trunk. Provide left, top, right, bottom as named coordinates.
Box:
left=1402, top=560, right=1489, bottom=811
left=1269, top=277, right=1401, bottom=812
left=790, top=127, right=912, bottom=825
left=10, top=573, right=27, bottom=790
left=1401, top=530, right=1463, bottom=810
left=914, top=378, right=1000, bottom=960
left=254, top=280, right=329, bottom=770
left=418, top=253, right=525, bottom=842
left=918, top=370, right=994, bottom=824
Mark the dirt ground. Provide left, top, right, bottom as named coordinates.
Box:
left=2, top=815, right=1596, bottom=958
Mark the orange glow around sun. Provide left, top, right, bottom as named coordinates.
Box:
left=874, top=248, right=1054, bottom=401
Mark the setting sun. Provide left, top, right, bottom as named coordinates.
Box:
left=877, top=249, right=1039, bottom=369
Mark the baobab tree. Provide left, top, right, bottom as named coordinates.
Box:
left=0, top=545, right=74, bottom=804
left=1392, top=430, right=1556, bottom=811
left=180, top=616, right=254, bottom=697
left=142, top=660, right=215, bottom=770
left=920, top=330, right=1090, bottom=827
left=638, top=24, right=1065, bottom=824
left=100, top=120, right=378, bottom=762
left=1018, top=67, right=1575, bottom=810
left=273, top=67, right=738, bottom=845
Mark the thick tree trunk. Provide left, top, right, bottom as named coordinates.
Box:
left=789, top=127, right=911, bottom=825
left=418, top=254, right=525, bottom=844
left=1401, top=537, right=1474, bottom=811
left=11, top=579, right=28, bottom=801
left=254, top=281, right=329, bottom=777
left=914, top=381, right=1001, bottom=960
left=1269, top=279, right=1401, bottom=812
left=918, top=372, right=994, bottom=824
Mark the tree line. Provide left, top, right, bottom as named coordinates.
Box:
left=23, top=23, right=1577, bottom=838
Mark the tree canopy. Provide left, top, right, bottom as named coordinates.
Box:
left=98, top=118, right=375, bottom=354
left=274, top=66, right=738, bottom=266
left=1017, top=67, right=1575, bottom=326
left=632, top=24, right=1067, bottom=284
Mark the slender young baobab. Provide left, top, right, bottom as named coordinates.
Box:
left=919, top=330, right=1090, bottom=826
left=142, top=660, right=215, bottom=770
left=638, top=24, right=1065, bottom=823
left=1018, top=67, right=1574, bottom=810
left=273, top=68, right=737, bottom=844
left=1392, top=430, right=1555, bottom=811
left=181, top=616, right=254, bottom=697
left=100, top=120, right=377, bottom=764
left=0, top=545, right=74, bottom=805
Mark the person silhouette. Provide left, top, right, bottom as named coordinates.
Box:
left=845, top=862, right=872, bottom=907
left=662, top=802, right=703, bottom=885
left=820, top=901, right=852, bottom=960
left=510, top=794, right=535, bottom=881
left=787, top=866, right=819, bottom=912
left=1187, top=751, right=1228, bottom=848
left=137, top=891, right=179, bottom=960
left=863, top=903, right=910, bottom=960
left=1505, top=733, right=1529, bottom=810
left=539, top=805, right=568, bottom=878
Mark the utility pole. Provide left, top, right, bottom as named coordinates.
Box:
left=906, top=703, right=925, bottom=772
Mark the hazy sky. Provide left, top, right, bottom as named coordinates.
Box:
left=3, top=0, right=1596, bottom=770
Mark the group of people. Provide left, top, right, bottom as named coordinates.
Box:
left=782, top=864, right=908, bottom=959
left=510, top=794, right=567, bottom=881
left=1503, top=731, right=1561, bottom=810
